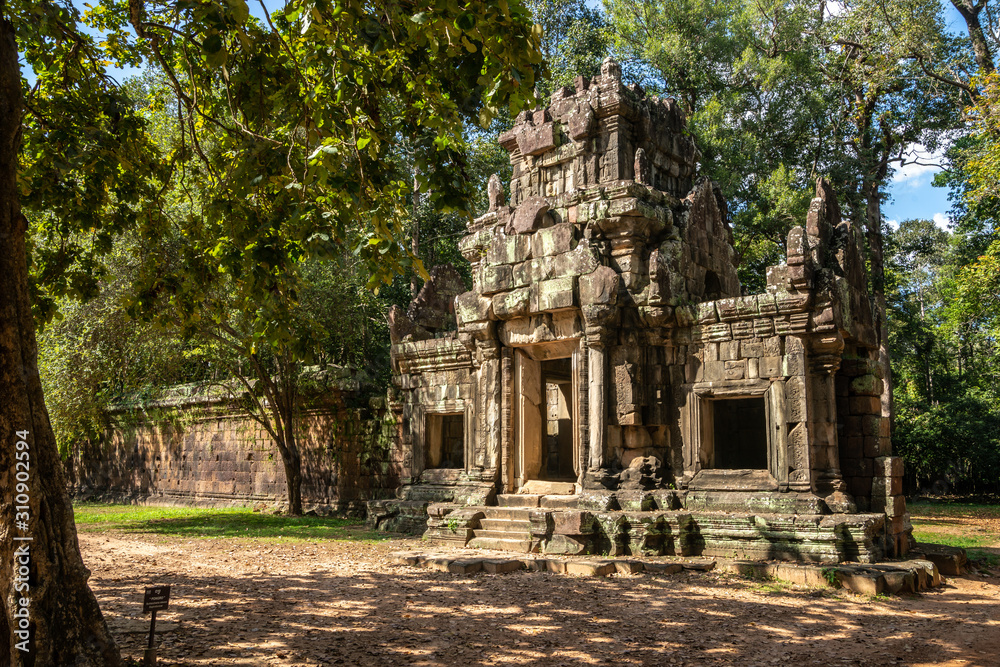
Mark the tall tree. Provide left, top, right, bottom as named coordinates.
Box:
left=887, top=219, right=1000, bottom=493
left=605, top=0, right=962, bottom=415
left=950, top=0, right=995, bottom=73
left=2, top=0, right=542, bottom=662
left=2, top=0, right=165, bottom=661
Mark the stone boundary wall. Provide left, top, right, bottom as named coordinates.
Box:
left=66, top=390, right=403, bottom=513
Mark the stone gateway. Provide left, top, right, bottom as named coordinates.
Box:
left=368, top=58, right=912, bottom=564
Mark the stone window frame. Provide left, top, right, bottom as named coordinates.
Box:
left=682, top=379, right=789, bottom=490
left=412, top=400, right=472, bottom=479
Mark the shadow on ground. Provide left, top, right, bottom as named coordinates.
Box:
left=93, top=556, right=1000, bottom=667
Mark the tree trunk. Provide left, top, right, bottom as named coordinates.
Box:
left=951, top=0, right=995, bottom=74
left=410, top=173, right=420, bottom=298
left=0, top=12, right=122, bottom=665
left=864, top=182, right=894, bottom=429
left=281, top=442, right=303, bottom=516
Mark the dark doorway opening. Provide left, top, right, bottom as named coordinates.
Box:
left=541, top=358, right=575, bottom=481
left=426, top=413, right=464, bottom=469
left=712, top=397, right=767, bottom=469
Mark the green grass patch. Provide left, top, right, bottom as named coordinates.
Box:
left=910, top=531, right=993, bottom=550
left=909, top=500, right=1000, bottom=570
left=906, top=500, right=1000, bottom=519
left=73, top=503, right=388, bottom=543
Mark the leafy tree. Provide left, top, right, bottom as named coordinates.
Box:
left=1, top=0, right=542, bottom=662
left=886, top=219, right=1000, bottom=493
left=605, top=0, right=964, bottom=421
left=36, top=233, right=214, bottom=458
left=527, top=0, right=608, bottom=94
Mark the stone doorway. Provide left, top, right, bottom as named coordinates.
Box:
left=513, top=343, right=580, bottom=491
left=543, top=358, right=575, bottom=481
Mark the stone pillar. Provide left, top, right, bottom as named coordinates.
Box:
left=783, top=335, right=812, bottom=493
left=579, top=265, right=620, bottom=487
left=806, top=333, right=855, bottom=513
left=476, top=340, right=502, bottom=472
left=587, top=332, right=608, bottom=471
left=501, top=347, right=514, bottom=493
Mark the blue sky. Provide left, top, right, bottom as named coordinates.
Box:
left=47, top=0, right=970, bottom=229
left=883, top=2, right=970, bottom=229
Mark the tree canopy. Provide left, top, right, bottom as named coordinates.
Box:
left=2, top=0, right=544, bottom=662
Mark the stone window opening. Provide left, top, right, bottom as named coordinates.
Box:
left=704, top=270, right=723, bottom=300
left=425, top=413, right=464, bottom=469
left=707, top=397, right=769, bottom=470
left=684, top=381, right=790, bottom=491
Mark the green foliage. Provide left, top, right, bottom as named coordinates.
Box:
left=11, top=0, right=167, bottom=324
left=526, top=0, right=608, bottom=95
left=895, top=393, right=1000, bottom=493
left=948, top=238, right=1000, bottom=339
left=22, top=0, right=544, bottom=333
left=605, top=0, right=963, bottom=291
left=886, top=219, right=1000, bottom=494
left=933, top=135, right=998, bottom=264
left=36, top=233, right=215, bottom=456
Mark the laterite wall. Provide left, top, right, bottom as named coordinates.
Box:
left=66, top=389, right=403, bottom=513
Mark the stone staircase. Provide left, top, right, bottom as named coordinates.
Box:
left=365, top=475, right=495, bottom=534
left=468, top=506, right=535, bottom=552
left=377, top=486, right=944, bottom=566
left=418, top=489, right=916, bottom=564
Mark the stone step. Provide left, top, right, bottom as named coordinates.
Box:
left=520, top=480, right=576, bottom=495
left=497, top=494, right=541, bottom=508
left=472, top=528, right=532, bottom=541
left=400, top=485, right=456, bottom=502
left=467, top=536, right=535, bottom=552
left=479, top=518, right=532, bottom=532
left=481, top=506, right=535, bottom=521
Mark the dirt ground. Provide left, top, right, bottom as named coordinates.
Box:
left=80, top=527, right=1000, bottom=667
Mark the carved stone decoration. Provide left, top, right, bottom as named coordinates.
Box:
left=568, top=101, right=596, bottom=141
left=634, top=147, right=649, bottom=185
left=487, top=173, right=505, bottom=211
left=600, top=56, right=622, bottom=82
left=388, top=305, right=414, bottom=345
left=407, top=264, right=466, bottom=332
left=510, top=196, right=551, bottom=234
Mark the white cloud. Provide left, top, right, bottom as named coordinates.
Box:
left=933, top=212, right=951, bottom=230
left=886, top=219, right=900, bottom=229
left=891, top=143, right=946, bottom=189
left=826, top=1, right=846, bottom=17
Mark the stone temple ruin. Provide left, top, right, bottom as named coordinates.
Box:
left=368, top=58, right=912, bottom=563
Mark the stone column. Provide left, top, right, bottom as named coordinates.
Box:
left=783, top=335, right=813, bottom=493
left=579, top=265, right=620, bottom=486
left=500, top=347, right=514, bottom=493
left=587, top=331, right=608, bottom=471
left=476, top=341, right=501, bottom=472
left=806, top=332, right=855, bottom=513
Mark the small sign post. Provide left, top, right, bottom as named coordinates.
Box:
left=142, top=585, right=170, bottom=667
